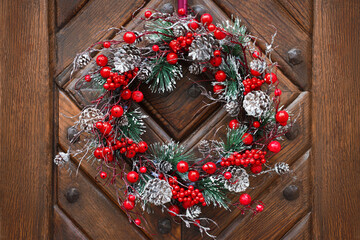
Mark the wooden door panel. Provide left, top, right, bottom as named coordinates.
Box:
left=53, top=206, right=88, bottom=240
left=56, top=0, right=89, bottom=29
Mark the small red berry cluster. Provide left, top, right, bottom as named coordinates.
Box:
left=242, top=77, right=265, bottom=95
left=169, top=33, right=194, bottom=52
left=102, top=68, right=138, bottom=91
left=169, top=177, right=206, bottom=208
left=220, top=149, right=267, bottom=173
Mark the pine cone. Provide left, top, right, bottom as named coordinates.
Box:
left=189, top=35, right=219, bottom=62
left=158, top=160, right=172, bottom=173
left=189, top=63, right=202, bottom=75
left=114, top=45, right=141, bottom=73
left=78, top=107, right=104, bottom=132
left=243, top=91, right=271, bottom=117
left=137, top=66, right=152, bottom=81
left=274, top=162, right=290, bottom=175
left=221, top=166, right=249, bottom=192
left=76, top=52, right=91, bottom=68
left=54, top=152, right=70, bottom=166
left=173, top=24, right=187, bottom=37
left=140, top=178, right=172, bottom=205
left=225, top=101, right=240, bottom=117
left=198, top=140, right=211, bottom=156
left=118, top=115, right=128, bottom=126
left=250, top=59, right=267, bottom=74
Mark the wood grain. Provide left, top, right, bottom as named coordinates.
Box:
left=56, top=0, right=89, bottom=29
left=281, top=212, right=311, bottom=240
left=312, top=0, right=360, bottom=239
left=0, top=0, right=52, bottom=239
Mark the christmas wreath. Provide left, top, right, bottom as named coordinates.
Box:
left=55, top=7, right=295, bottom=238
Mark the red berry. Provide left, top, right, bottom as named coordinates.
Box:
left=137, top=141, right=148, bottom=153
left=224, top=172, right=232, bottom=179
left=177, top=161, right=189, bottom=173
left=100, top=67, right=111, bottom=78
left=253, top=121, right=260, bottom=128
left=250, top=164, right=262, bottom=174
left=101, top=122, right=112, bottom=135
left=251, top=69, right=261, bottom=77
left=239, top=193, right=251, bottom=205
left=188, top=20, right=199, bottom=30
left=134, top=218, right=141, bottom=225
left=265, top=73, right=278, bottom=84
left=214, top=50, right=221, bottom=57
left=178, top=8, right=185, bottom=15
left=256, top=204, right=264, bottom=212
left=188, top=170, right=200, bottom=182
left=123, top=200, right=134, bottom=210
left=127, top=171, right=139, bottom=183
left=96, top=55, right=108, bottom=67
left=252, top=51, right=260, bottom=58
left=214, top=29, right=226, bottom=40
left=110, top=105, right=123, bottom=118
left=200, top=13, right=213, bottom=25
left=139, top=167, right=147, bottom=173
left=168, top=205, right=180, bottom=216
left=229, top=119, right=240, bottom=129
left=167, top=53, right=178, bottom=64
left=242, top=133, right=253, bottom=145
left=123, top=32, right=136, bottom=44
left=202, top=162, right=217, bottom=174
left=84, top=75, right=91, bottom=82
left=152, top=45, right=159, bottom=52
left=268, top=141, right=281, bottom=153
left=274, top=89, right=282, bottom=96
left=126, top=150, right=136, bottom=158
left=213, top=84, right=225, bottom=93
left=132, top=91, right=144, bottom=102
left=121, top=89, right=132, bottom=100
left=275, top=110, right=289, bottom=123
left=207, top=24, right=216, bottom=32
left=103, top=41, right=111, bottom=48
left=210, top=56, right=222, bottom=67
left=215, top=70, right=226, bottom=82
left=144, top=10, right=152, bottom=18
left=128, top=195, right=136, bottom=202
left=100, top=171, right=107, bottom=179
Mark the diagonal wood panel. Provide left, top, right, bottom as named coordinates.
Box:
left=56, top=0, right=89, bottom=29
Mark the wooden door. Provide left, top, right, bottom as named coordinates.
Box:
left=1, top=0, right=359, bottom=239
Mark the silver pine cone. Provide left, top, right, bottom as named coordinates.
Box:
left=173, top=24, right=187, bottom=37
left=78, top=107, right=104, bottom=132
left=76, top=52, right=91, bottom=68
left=250, top=59, right=267, bottom=74
left=198, top=140, right=211, bottom=156
left=189, top=63, right=202, bottom=75
left=189, top=35, right=219, bottom=62
left=114, top=45, right=141, bottom=73
left=158, top=160, right=172, bottom=173
left=225, top=101, right=240, bottom=117
left=54, top=152, right=70, bottom=166
left=137, top=66, right=152, bottom=81
left=118, top=115, right=129, bottom=126
left=221, top=166, right=249, bottom=192
left=243, top=91, right=271, bottom=118
left=140, top=178, right=172, bottom=205
left=274, top=162, right=290, bottom=175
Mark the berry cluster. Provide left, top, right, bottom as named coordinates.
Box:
left=169, top=177, right=206, bottom=208
left=220, top=149, right=267, bottom=173
left=169, top=33, right=194, bottom=52
left=102, top=68, right=138, bottom=91
left=242, top=77, right=265, bottom=95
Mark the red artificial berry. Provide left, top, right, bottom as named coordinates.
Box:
left=128, top=195, right=136, bottom=202
left=229, top=119, right=240, bottom=129
left=139, top=167, right=147, bottom=173
left=188, top=170, right=200, bottom=182
left=252, top=51, right=260, bottom=58
left=121, top=89, right=132, bottom=100
left=84, top=75, right=91, bottom=82
left=103, top=41, right=111, bottom=48
left=100, top=67, right=111, bottom=78
left=250, top=164, right=262, bottom=174
left=213, top=84, right=225, bottom=93
left=152, top=45, right=159, bottom=52
left=275, top=110, right=289, bottom=123
left=214, top=50, right=221, bottom=57
left=123, top=32, right=136, bottom=44
left=96, top=55, right=108, bottom=67
left=168, top=205, right=180, bottom=216
left=256, top=204, right=264, bottom=212
left=274, top=89, right=282, bottom=96
left=239, top=193, right=252, bottom=205
left=182, top=200, right=192, bottom=209
left=101, top=122, right=112, bottom=135
left=134, top=218, right=141, bottom=225
left=224, top=172, right=232, bottom=180
left=242, top=133, right=253, bottom=145
left=202, top=162, right=217, bottom=174
left=144, top=10, right=152, bottom=18
left=126, top=150, right=136, bottom=158
left=210, top=56, right=222, bottom=67
left=214, top=29, right=226, bottom=40
left=94, top=148, right=103, bottom=159
left=268, top=141, right=281, bottom=153
left=200, top=13, right=213, bottom=25
left=253, top=121, right=260, bottom=128
left=178, top=8, right=185, bottom=15
left=110, top=105, right=124, bottom=118
left=100, top=171, right=107, bottom=179
left=188, top=20, right=199, bottom=30
left=265, top=72, right=278, bottom=84
left=177, top=161, right=189, bottom=173
left=123, top=200, right=134, bottom=210
left=215, top=70, right=227, bottom=82
left=166, top=53, right=178, bottom=64
left=127, top=171, right=139, bottom=183
left=95, top=122, right=103, bottom=129
left=207, top=24, right=216, bottom=32
left=251, top=69, right=261, bottom=77
left=132, top=91, right=144, bottom=102
left=137, top=141, right=148, bottom=153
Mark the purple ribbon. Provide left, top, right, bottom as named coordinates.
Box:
left=178, top=0, right=187, bottom=15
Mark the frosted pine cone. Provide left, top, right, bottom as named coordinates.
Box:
left=54, top=152, right=70, bottom=166
left=158, top=160, right=172, bottom=173
left=243, top=91, right=271, bottom=117
left=198, top=140, right=211, bottom=156
left=114, top=45, right=141, bottom=73
left=140, top=178, right=172, bottom=205
left=173, top=24, right=186, bottom=37
left=78, top=107, right=104, bottom=132
left=189, top=63, right=202, bottom=75
left=189, top=35, right=219, bottom=62
left=250, top=59, right=267, bottom=74
left=274, top=162, right=290, bottom=175
left=225, top=101, right=240, bottom=117
left=221, top=166, right=249, bottom=192
left=137, top=66, right=152, bottom=81
left=118, top=115, right=128, bottom=126
left=76, top=52, right=91, bottom=68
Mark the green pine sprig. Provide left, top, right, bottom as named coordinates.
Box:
left=221, top=16, right=250, bottom=57
left=119, top=108, right=147, bottom=142
left=145, top=19, right=175, bottom=42
left=197, top=177, right=230, bottom=209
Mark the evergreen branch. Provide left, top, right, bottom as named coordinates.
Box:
left=145, top=19, right=175, bottom=42
left=197, top=177, right=230, bottom=210
left=119, top=108, right=147, bottom=142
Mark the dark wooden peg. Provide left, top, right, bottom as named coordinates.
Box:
left=192, top=5, right=207, bottom=21
left=288, top=48, right=303, bottom=65
left=283, top=185, right=299, bottom=201
left=187, top=84, right=201, bottom=98
left=67, top=126, right=80, bottom=143
left=160, top=3, right=174, bottom=14
left=65, top=187, right=80, bottom=203
left=158, top=218, right=172, bottom=234
left=285, top=122, right=300, bottom=140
